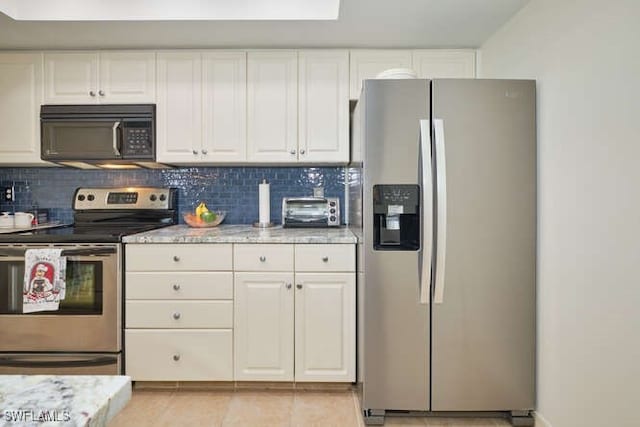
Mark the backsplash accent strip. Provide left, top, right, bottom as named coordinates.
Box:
left=0, top=167, right=345, bottom=225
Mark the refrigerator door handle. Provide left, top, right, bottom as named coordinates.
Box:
left=433, top=118, right=447, bottom=304
left=419, top=119, right=432, bottom=305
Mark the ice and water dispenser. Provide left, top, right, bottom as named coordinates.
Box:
left=373, top=184, right=420, bottom=251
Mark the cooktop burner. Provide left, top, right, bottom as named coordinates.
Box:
left=0, top=187, right=177, bottom=244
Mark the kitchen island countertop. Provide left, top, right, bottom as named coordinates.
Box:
left=0, top=375, right=131, bottom=427
left=123, top=224, right=358, bottom=244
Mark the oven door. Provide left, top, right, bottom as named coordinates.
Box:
left=0, top=244, right=121, bottom=352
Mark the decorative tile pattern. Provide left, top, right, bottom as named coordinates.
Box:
left=0, top=167, right=345, bottom=225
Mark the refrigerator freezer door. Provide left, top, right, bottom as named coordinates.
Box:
left=430, top=79, right=536, bottom=411
left=361, top=79, right=431, bottom=412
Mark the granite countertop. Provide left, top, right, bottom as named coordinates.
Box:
left=0, top=375, right=131, bottom=427
left=123, top=224, right=358, bottom=244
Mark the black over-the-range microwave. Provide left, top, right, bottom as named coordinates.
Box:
left=40, top=104, right=158, bottom=168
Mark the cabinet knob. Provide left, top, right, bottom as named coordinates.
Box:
left=290, top=149, right=296, bottom=155
left=173, top=284, right=181, bottom=291
left=202, top=149, right=208, bottom=155
left=286, top=283, right=292, bottom=290
left=89, top=91, right=96, bottom=97
left=259, top=256, right=266, bottom=262
left=173, top=255, right=180, bottom=262
left=192, top=150, right=199, bottom=155
left=98, top=90, right=105, bottom=97
left=296, top=283, right=303, bottom=289
left=300, top=149, right=306, bottom=155
left=173, top=354, right=180, bottom=361
left=173, top=312, right=181, bottom=320
left=322, top=256, right=329, bottom=262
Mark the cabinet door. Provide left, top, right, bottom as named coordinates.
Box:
left=234, top=272, right=294, bottom=381
left=44, top=52, right=98, bottom=104
left=298, top=50, right=349, bottom=163
left=247, top=51, right=298, bottom=163
left=349, top=50, right=412, bottom=99
left=412, top=50, right=476, bottom=79
left=99, top=51, right=156, bottom=103
left=0, top=53, right=48, bottom=165
left=295, top=273, right=355, bottom=382
left=202, top=51, right=247, bottom=162
left=156, top=52, right=202, bottom=164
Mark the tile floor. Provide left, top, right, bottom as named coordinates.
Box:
left=109, top=389, right=513, bottom=427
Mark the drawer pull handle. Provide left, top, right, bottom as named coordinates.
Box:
left=173, top=312, right=181, bottom=320
left=173, top=354, right=180, bottom=361
left=173, top=256, right=180, bottom=262
left=259, top=256, right=266, bottom=262
left=322, top=256, right=329, bottom=262
left=286, top=283, right=292, bottom=290
left=296, top=283, right=303, bottom=290
left=192, top=149, right=199, bottom=155
left=173, top=284, right=181, bottom=291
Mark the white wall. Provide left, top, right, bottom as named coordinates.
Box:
left=480, top=1, right=640, bottom=426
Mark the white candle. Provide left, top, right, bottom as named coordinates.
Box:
left=258, top=179, right=270, bottom=224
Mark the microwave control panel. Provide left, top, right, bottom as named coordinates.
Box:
left=124, top=122, right=153, bottom=157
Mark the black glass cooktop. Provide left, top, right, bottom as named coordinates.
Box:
left=0, top=224, right=165, bottom=244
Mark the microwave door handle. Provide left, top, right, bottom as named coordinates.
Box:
left=112, top=121, right=122, bottom=156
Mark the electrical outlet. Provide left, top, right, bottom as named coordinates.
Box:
left=2, top=185, right=15, bottom=202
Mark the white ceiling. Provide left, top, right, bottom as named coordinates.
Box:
left=0, top=0, right=530, bottom=50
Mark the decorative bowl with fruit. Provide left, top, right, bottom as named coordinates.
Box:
left=183, top=202, right=226, bottom=228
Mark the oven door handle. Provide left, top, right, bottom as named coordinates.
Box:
left=0, top=247, right=116, bottom=257
left=0, top=354, right=118, bottom=368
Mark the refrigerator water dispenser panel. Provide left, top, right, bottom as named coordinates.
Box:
left=373, top=184, right=420, bottom=251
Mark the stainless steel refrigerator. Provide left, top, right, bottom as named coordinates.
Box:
left=349, top=79, right=536, bottom=426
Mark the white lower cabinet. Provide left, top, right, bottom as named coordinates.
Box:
left=234, top=272, right=295, bottom=381
left=125, top=244, right=234, bottom=381
left=233, top=244, right=356, bottom=383
left=294, top=273, right=355, bottom=382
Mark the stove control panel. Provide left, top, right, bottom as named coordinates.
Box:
left=74, top=187, right=176, bottom=211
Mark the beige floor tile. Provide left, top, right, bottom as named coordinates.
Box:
left=222, top=390, right=294, bottom=427
left=155, top=391, right=232, bottom=427
left=291, top=391, right=359, bottom=427
left=423, top=418, right=503, bottom=426
left=109, top=390, right=174, bottom=427
left=384, top=415, right=428, bottom=426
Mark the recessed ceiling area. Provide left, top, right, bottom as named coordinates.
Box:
left=0, top=0, right=530, bottom=49
left=0, top=0, right=340, bottom=21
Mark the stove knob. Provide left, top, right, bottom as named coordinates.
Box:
left=159, top=194, right=167, bottom=201
left=330, top=208, right=336, bottom=214
left=150, top=194, right=157, bottom=201
left=87, top=194, right=95, bottom=201
left=329, top=201, right=336, bottom=207
left=330, top=216, right=336, bottom=222
left=77, top=194, right=86, bottom=201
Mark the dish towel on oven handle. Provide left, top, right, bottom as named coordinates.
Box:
left=23, top=248, right=67, bottom=313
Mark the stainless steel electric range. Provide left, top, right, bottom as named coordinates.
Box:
left=0, top=187, right=177, bottom=375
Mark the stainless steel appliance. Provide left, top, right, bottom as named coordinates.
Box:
left=40, top=104, right=164, bottom=169
left=350, top=79, right=536, bottom=426
left=0, top=187, right=177, bottom=374
left=282, top=197, right=340, bottom=227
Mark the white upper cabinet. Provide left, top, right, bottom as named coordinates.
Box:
left=44, top=51, right=156, bottom=104
left=0, top=53, right=49, bottom=165
left=412, top=49, right=476, bottom=79
left=349, top=50, right=412, bottom=99
left=156, top=52, right=203, bottom=164
left=99, top=51, right=156, bottom=102
left=298, top=50, right=349, bottom=163
left=202, top=51, right=247, bottom=162
left=247, top=51, right=298, bottom=163
left=156, top=51, right=247, bottom=164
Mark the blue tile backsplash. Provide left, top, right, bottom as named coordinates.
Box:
left=0, top=167, right=346, bottom=225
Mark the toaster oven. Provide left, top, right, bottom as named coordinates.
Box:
left=282, top=197, right=340, bottom=228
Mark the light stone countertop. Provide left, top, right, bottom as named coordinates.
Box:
left=123, top=224, right=358, bottom=244
left=0, top=375, right=131, bottom=427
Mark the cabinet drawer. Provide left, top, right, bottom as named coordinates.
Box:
left=126, top=272, right=233, bottom=300
left=125, top=329, right=232, bottom=381
left=234, top=244, right=294, bottom=271
left=295, top=244, right=355, bottom=272
left=126, top=244, right=232, bottom=271
left=126, top=301, right=233, bottom=328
